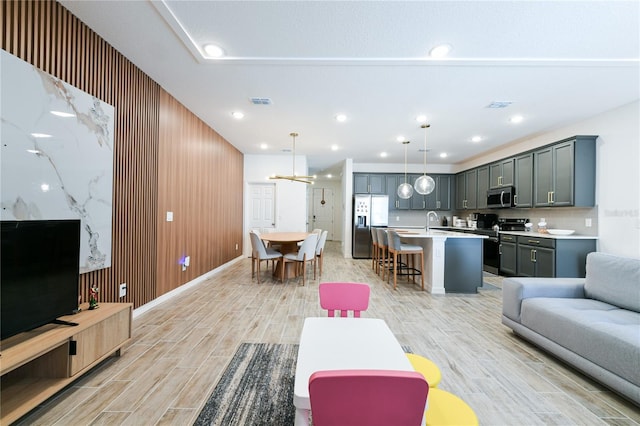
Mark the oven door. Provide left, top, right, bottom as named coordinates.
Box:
left=483, top=236, right=500, bottom=275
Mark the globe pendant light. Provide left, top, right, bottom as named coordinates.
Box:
left=414, top=123, right=435, bottom=195
left=397, top=141, right=414, bottom=199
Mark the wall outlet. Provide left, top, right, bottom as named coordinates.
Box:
left=235, top=243, right=238, bottom=250
left=396, top=216, right=400, bottom=221
left=119, top=283, right=127, bottom=298
left=166, top=211, right=173, bottom=222
left=585, top=218, right=592, bottom=227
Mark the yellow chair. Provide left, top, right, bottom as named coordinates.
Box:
left=406, top=353, right=441, bottom=388
left=425, top=388, right=479, bottom=426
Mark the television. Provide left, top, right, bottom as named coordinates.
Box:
left=1, top=219, right=81, bottom=340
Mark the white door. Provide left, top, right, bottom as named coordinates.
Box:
left=249, top=183, right=276, bottom=232
left=312, top=188, right=334, bottom=240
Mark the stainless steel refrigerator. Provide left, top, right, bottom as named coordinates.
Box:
left=352, top=194, right=389, bottom=258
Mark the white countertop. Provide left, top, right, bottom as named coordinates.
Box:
left=390, top=228, right=487, bottom=239
left=499, top=230, right=598, bottom=240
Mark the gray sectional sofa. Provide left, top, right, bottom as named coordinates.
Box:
left=502, top=252, right=640, bottom=405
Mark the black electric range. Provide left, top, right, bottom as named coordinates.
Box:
left=481, top=217, right=529, bottom=275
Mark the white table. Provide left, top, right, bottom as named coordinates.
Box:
left=293, top=317, right=413, bottom=426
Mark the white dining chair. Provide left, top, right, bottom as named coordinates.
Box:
left=282, top=233, right=318, bottom=286
left=249, top=231, right=282, bottom=284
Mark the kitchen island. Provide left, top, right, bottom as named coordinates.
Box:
left=393, top=229, right=487, bottom=294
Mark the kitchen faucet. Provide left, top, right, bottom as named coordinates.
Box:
left=426, top=211, right=438, bottom=232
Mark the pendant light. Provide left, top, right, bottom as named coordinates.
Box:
left=414, top=124, right=435, bottom=195
left=269, top=132, right=314, bottom=184
left=397, top=140, right=414, bottom=199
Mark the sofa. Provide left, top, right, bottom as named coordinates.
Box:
left=502, top=252, right=640, bottom=405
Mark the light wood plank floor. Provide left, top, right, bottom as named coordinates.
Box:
left=19, top=242, right=639, bottom=425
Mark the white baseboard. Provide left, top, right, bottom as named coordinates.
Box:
left=132, top=255, right=245, bottom=319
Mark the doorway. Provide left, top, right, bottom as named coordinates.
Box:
left=312, top=187, right=334, bottom=240
left=248, top=183, right=276, bottom=233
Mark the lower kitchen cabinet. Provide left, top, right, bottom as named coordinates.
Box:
left=499, top=235, right=517, bottom=275
left=510, top=235, right=596, bottom=278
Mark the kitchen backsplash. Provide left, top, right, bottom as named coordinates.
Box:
left=390, top=207, right=598, bottom=236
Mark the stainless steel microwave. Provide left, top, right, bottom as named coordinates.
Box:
left=487, top=186, right=516, bottom=208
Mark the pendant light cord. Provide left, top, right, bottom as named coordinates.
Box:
left=422, top=124, right=430, bottom=176
left=402, top=141, right=410, bottom=183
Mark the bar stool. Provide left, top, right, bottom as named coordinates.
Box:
left=387, top=230, right=424, bottom=291
left=376, top=228, right=390, bottom=281
left=371, top=227, right=379, bottom=273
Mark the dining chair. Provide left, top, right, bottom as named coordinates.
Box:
left=314, top=230, right=328, bottom=277
left=318, top=282, right=370, bottom=318
left=308, top=369, right=429, bottom=426
left=249, top=231, right=282, bottom=284
left=387, top=230, right=425, bottom=291
left=282, top=233, right=318, bottom=285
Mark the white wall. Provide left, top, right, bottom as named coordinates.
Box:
left=457, top=101, right=640, bottom=258
left=243, top=154, right=309, bottom=256
left=307, top=178, right=344, bottom=241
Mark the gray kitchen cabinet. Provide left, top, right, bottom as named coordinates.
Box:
left=517, top=243, right=555, bottom=278
left=499, top=234, right=517, bottom=276
left=476, top=166, right=489, bottom=209
left=514, top=153, right=533, bottom=208
left=513, top=235, right=596, bottom=278
left=456, top=169, right=478, bottom=210
left=411, top=174, right=451, bottom=210
left=386, top=174, right=410, bottom=210
left=354, top=173, right=385, bottom=194
left=489, top=158, right=515, bottom=189
left=533, top=136, right=596, bottom=207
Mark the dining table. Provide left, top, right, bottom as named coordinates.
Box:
left=293, top=317, right=413, bottom=426
left=260, top=232, right=309, bottom=279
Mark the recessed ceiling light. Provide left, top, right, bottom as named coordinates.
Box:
left=26, top=149, right=41, bottom=154
left=50, top=110, right=75, bottom=118
left=429, top=44, right=452, bottom=58
left=231, top=111, right=244, bottom=119
left=416, top=115, right=427, bottom=123
left=260, top=143, right=268, bottom=150
left=40, top=183, right=50, bottom=192
left=380, top=152, right=388, bottom=158
left=331, top=145, right=339, bottom=151
left=326, top=174, right=332, bottom=179
left=471, top=136, right=482, bottom=143
left=440, top=152, right=448, bottom=158
left=31, top=133, right=52, bottom=138
left=510, top=115, right=524, bottom=124
left=335, top=114, right=347, bottom=122
left=203, top=44, right=225, bottom=58
left=396, top=136, right=405, bottom=142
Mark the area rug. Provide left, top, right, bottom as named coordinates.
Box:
left=194, top=343, right=298, bottom=426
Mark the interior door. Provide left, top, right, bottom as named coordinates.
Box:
left=312, top=188, right=334, bottom=240
left=249, top=183, right=276, bottom=232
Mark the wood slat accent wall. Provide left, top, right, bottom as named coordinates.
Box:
left=1, top=0, right=244, bottom=309
left=157, top=93, right=243, bottom=296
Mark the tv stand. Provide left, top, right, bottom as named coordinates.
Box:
left=0, top=303, right=132, bottom=425
left=51, top=318, right=79, bottom=327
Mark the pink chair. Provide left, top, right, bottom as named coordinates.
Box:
left=319, top=282, right=370, bottom=318
left=309, top=369, right=429, bottom=426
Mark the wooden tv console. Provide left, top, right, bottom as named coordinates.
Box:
left=0, top=303, right=132, bottom=425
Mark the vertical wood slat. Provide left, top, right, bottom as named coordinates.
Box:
left=2, top=0, right=243, bottom=308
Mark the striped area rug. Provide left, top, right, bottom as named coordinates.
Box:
left=194, top=343, right=298, bottom=426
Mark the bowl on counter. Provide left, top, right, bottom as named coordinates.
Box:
left=547, top=229, right=576, bottom=236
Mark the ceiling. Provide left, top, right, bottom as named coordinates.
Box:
left=59, top=0, right=639, bottom=176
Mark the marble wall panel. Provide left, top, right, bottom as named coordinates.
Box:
left=1, top=49, right=114, bottom=273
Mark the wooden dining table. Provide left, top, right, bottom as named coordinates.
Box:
left=261, top=232, right=310, bottom=279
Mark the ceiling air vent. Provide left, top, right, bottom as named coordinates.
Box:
left=250, top=97, right=273, bottom=105
left=485, top=101, right=513, bottom=109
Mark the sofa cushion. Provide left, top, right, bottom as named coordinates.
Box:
left=521, top=297, right=640, bottom=387
left=584, top=252, right=640, bottom=313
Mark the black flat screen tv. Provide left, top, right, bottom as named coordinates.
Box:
left=1, top=219, right=81, bottom=340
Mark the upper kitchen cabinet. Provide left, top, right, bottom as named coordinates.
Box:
left=386, top=174, right=411, bottom=210
left=456, top=169, right=478, bottom=210
left=354, top=173, right=386, bottom=194
left=514, top=153, right=534, bottom=208
left=476, top=166, right=489, bottom=210
left=489, top=158, right=515, bottom=189
left=533, top=136, right=596, bottom=207
left=413, top=174, right=453, bottom=210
